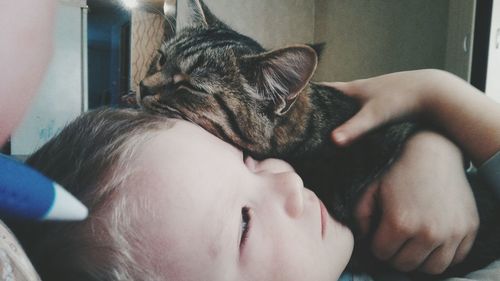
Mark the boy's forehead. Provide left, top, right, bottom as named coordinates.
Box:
left=128, top=120, right=242, bottom=246
left=126, top=158, right=239, bottom=281
left=167, top=119, right=241, bottom=154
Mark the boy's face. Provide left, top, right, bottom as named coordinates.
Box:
left=126, top=119, right=353, bottom=281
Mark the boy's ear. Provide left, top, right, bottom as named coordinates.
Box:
left=187, top=0, right=226, bottom=28
left=241, top=45, right=318, bottom=115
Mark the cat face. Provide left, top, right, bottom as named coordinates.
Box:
left=139, top=0, right=318, bottom=153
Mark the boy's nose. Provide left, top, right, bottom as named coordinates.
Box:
left=272, top=171, right=304, bottom=218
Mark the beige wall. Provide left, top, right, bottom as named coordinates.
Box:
left=177, top=0, right=315, bottom=49
left=314, top=0, right=449, bottom=81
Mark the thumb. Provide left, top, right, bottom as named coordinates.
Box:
left=331, top=104, right=382, bottom=146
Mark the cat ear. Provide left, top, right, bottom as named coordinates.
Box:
left=241, top=45, right=318, bottom=116
left=187, top=0, right=226, bottom=28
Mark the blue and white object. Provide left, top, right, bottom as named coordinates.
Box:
left=0, top=154, right=88, bottom=221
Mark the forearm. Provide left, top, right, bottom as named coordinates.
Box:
left=424, top=70, right=500, bottom=166
left=404, top=130, right=465, bottom=165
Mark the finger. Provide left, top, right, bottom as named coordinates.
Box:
left=390, top=237, right=436, bottom=272
left=451, top=232, right=476, bottom=265
left=371, top=216, right=413, bottom=261
left=332, top=105, right=382, bottom=146
left=420, top=242, right=459, bottom=274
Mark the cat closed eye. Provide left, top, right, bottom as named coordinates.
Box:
left=174, top=82, right=205, bottom=95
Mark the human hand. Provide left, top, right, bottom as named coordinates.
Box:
left=321, top=69, right=452, bottom=146
left=355, top=131, right=479, bottom=274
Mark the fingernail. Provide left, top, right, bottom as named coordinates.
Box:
left=334, top=132, right=348, bottom=145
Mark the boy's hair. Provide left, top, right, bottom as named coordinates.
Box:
left=14, top=108, right=173, bottom=281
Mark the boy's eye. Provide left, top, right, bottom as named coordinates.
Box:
left=239, top=206, right=252, bottom=249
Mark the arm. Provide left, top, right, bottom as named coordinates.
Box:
left=321, top=70, right=492, bottom=274
left=424, top=71, right=500, bottom=165
left=323, top=69, right=500, bottom=166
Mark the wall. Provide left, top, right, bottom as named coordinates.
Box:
left=485, top=0, right=500, bottom=102
left=314, top=0, right=450, bottom=81
left=176, top=0, right=315, bottom=49
left=176, top=0, right=462, bottom=82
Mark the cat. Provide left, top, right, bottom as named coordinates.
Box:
left=138, top=0, right=500, bottom=277
left=138, top=0, right=415, bottom=230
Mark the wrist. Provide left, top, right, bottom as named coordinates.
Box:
left=405, top=130, right=463, bottom=165
left=420, top=70, right=457, bottom=119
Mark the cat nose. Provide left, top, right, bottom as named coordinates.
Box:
left=139, top=81, right=154, bottom=99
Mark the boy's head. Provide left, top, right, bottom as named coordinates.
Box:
left=18, top=108, right=174, bottom=280
left=17, top=108, right=353, bottom=281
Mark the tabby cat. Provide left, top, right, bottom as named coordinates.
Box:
left=138, top=0, right=500, bottom=277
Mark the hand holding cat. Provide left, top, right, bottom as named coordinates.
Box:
left=356, top=131, right=479, bottom=274
left=322, top=69, right=500, bottom=166
left=322, top=69, right=439, bottom=146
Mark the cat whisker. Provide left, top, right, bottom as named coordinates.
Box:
left=141, top=4, right=177, bottom=36
left=144, top=98, right=194, bottom=123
